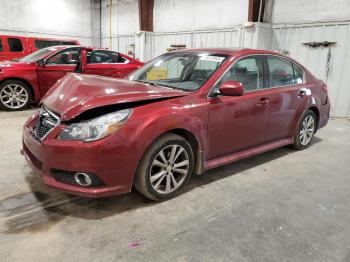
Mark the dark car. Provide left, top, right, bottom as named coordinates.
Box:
left=0, top=45, right=143, bottom=111
left=21, top=48, right=330, bottom=200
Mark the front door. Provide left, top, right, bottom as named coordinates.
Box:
left=207, top=56, right=270, bottom=160
left=83, top=50, right=129, bottom=78
left=37, top=47, right=81, bottom=96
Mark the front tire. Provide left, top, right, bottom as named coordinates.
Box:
left=292, top=110, right=317, bottom=150
left=0, top=80, right=32, bottom=111
left=134, top=133, right=194, bottom=201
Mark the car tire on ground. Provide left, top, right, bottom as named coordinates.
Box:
left=291, top=110, right=317, bottom=150
left=134, top=133, right=194, bottom=201
left=0, top=80, right=32, bottom=111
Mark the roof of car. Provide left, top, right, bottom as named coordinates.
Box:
left=172, top=47, right=282, bottom=56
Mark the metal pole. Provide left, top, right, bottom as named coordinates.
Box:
left=109, top=0, right=112, bottom=49
left=258, top=0, right=263, bottom=23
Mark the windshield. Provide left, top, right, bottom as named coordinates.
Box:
left=19, top=47, right=61, bottom=62
left=129, top=52, right=227, bottom=91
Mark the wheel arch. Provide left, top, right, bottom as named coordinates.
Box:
left=167, top=128, right=204, bottom=175
left=0, top=77, right=37, bottom=102
left=308, top=106, right=320, bottom=128
left=133, top=126, right=205, bottom=179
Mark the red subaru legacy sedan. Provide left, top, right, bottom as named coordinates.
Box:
left=22, top=48, right=330, bottom=200
left=0, top=45, right=143, bottom=111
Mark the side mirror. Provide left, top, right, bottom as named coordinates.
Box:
left=218, top=81, right=244, bottom=96
left=37, top=59, right=45, bottom=66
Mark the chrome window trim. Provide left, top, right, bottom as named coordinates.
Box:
left=207, top=53, right=306, bottom=98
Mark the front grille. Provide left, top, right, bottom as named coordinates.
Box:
left=31, top=107, right=60, bottom=141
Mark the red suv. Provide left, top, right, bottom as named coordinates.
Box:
left=0, top=35, right=80, bottom=61
left=22, top=48, right=330, bottom=200
left=0, top=46, right=143, bottom=110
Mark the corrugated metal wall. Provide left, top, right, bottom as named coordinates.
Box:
left=151, top=28, right=243, bottom=58
left=101, top=34, right=135, bottom=55
left=272, top=22, right=350, bottom=117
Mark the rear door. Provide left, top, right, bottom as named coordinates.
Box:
left=263, top=55, right=309, bottom=142
left=37, top=47, right=81, bottom=96
left=207, top=55, right=270, bottom=159
left=83, top=50, right=132, bottom=78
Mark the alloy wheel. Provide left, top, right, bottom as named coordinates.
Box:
left=0, top=84, right=29, bottom=109
left=149, top=144, right=190, bottom=194
left=299, top=115, right=315, bottom=146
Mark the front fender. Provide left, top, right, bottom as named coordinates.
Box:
left=117, top=102, right=208, bottom=165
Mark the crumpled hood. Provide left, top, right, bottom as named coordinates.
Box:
left=42, top=73, right=189, bottom=121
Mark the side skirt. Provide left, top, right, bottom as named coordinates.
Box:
left=204, top=137, right=294, bottom=171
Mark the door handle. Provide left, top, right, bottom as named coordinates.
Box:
left=256, top=97, right=269, bottom=105
left=298, top=89, right=307, bottom=97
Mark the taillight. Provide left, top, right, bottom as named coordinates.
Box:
left=322, top=85, right=328, bottom=93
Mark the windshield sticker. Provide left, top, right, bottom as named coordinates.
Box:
left=199, top=56, right=225, bottom=62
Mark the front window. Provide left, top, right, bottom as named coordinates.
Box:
left=217, top=56, right=264, bottom=92
left=46, top=47, right=81, bottom=65
left=19, top=47, right=61, bottom=62
left=129, top=52, right=227, bottom=91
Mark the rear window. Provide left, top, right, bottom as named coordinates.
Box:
left=0, top=39, right=3, bottom=52
left=8, top=38, right=23, bottom=52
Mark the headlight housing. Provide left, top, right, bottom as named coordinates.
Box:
left=58, top=109, right=132, bottom=142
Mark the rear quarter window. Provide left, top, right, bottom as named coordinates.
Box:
left=293, top=63, right=304, bottom=84
left=8, top=38, right=23, bottom=52
left=0, top=39, right=3, bottom=51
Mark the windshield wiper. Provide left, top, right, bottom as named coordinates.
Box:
left=134, top=79, right=157, bottom=86
left=134, top=79, right=183, bottom=91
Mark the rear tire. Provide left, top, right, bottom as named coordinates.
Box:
left=291, top=110, right=317, bottom=150
left=134, top=133, right=194, bottom=201
left=0, top=80, right=32, bottom=111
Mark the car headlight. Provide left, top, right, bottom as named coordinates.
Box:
left=58, top=109, right=132, bottom=142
